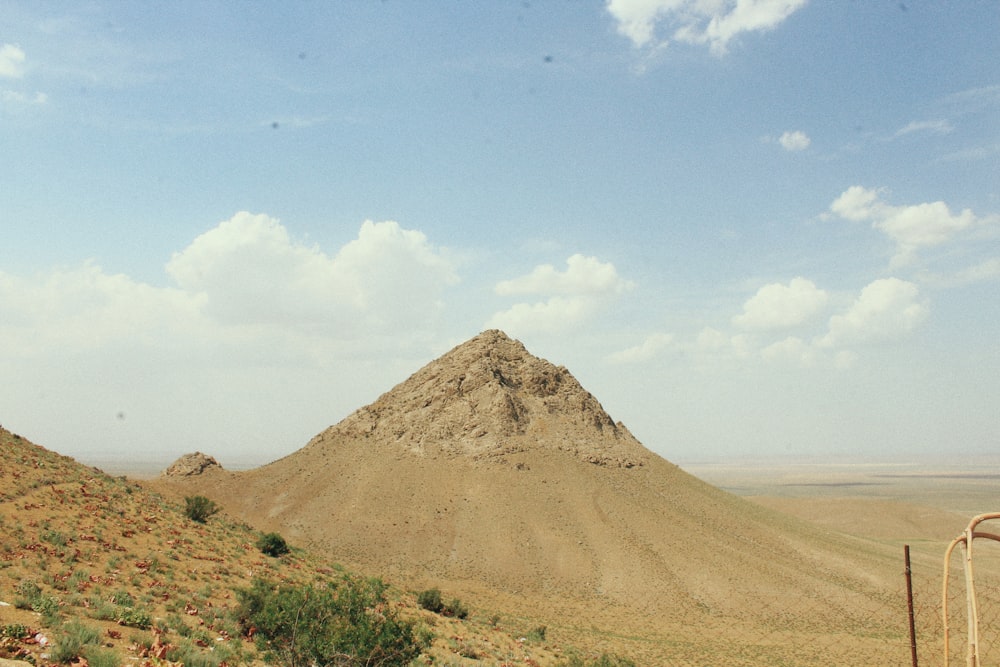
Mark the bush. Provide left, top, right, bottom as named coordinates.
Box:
left=417, top=588, right=467, bottom=619
left=255, top=532, right=289, bottom=557
left=1, top=624, right=31, bottom=639
left=443, top=598, right=468, bottom=619
left=51, top=622, right=101, bottom=663
left=115, top=606, right=152, bottom=629
left=83, top=647, right=121, bottom=667
left=416, top=588, right=443, bottom=614
left=235, top=576, right=423, bottom=667
left=184, top=496, right=219, bottom=523
left=14, top=580, right=42, bottom=609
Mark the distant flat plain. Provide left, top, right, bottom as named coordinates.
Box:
left=680, top=460, right=1000, bottom=547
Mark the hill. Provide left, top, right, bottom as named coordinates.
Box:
left=0, top=426, right=579, bottom=667
left=157, top=330, right=916, bottom=665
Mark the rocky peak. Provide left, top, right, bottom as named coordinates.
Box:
left=316, top=330, right=646, bottom=467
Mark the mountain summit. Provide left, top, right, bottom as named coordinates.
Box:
left=318, top=329, right=646, bottom=468
left=159, top=330, right=900, bottom=657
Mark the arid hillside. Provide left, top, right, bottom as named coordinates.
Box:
left=0, top=426, right=582, bottom=667
left=158, top=330, right=918, bottom=665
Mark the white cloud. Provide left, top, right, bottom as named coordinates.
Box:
left=488, top=254, right=633, bottom=335
left=778, top=130, right=810, bottom=151
left=894, top=119, right=953, bottom=138
left=607, top=0, right=807, bottom=55
left=0, top=43, right=26, bottom=79
left=0, top=261, right=203, bottom=357
left=816, top=278, right=928, bottom=348
left=828, top=186, right=993, bottom=269
left=495, top=253, right=632, bottom=297
left=608, top=332, right=674, bottom=363
left=732, top=277, right=827, bottom=330
left=166, top=212, right=458, bottom=332
left=486, top=297, right=600, bottom=336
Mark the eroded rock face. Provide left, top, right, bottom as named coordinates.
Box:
left=161, top=452, right=223, bottom=477
left=314, top=329, right=646, bottom=467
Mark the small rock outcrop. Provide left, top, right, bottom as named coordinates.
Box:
left=161, top=452, right=223, bottom=477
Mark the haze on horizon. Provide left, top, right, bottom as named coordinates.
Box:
left=1, top=2, right=998, bottom=468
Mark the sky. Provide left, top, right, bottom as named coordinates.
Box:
left=1, top=1, right=998, bottom=470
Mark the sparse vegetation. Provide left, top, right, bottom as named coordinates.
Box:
left=256, top=531, right=289, bottom=557
left=417, top=587, right=468, bottom=619
left=184, top=495, right=220, bottom=523
left=50, top=621, right=102, bottom=663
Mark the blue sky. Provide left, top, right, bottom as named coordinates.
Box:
left=1, top=1, right=998, bottom=469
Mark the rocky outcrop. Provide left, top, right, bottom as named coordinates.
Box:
left=161, top=452, right=222, bottom=477
left=314, top=329, right=646, bottom=467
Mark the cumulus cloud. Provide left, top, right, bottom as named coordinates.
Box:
left=606, top=0, right=807, bottom=55
left=495, top=254, right=632, bottom=297
left=1, top=213, right=461, bottom=358
left=608, top=332, right=673, bottom=363
left=488, top=254, right=633, bottom=335
left=0, top=43, right=26, bottom=79
left=815, top=278, right=928, bottom=348
left=778, top=130, right=810, bottom=151
left=732, top=277, right=827, bottom=330
left=0, top=262, right=200, bottom=357
left=166, top=212, right=458, bottom=332
left=828, top=186, right=992, bottom=268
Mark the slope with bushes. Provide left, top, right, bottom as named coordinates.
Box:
left=0, top=426, right=627, bottom=666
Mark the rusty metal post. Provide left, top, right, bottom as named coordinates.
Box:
left=905, top=544, right=919, bottom=667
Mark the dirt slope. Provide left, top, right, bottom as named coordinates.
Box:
left=160, top=331, right=905, bottom=649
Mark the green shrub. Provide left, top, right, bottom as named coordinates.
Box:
left=14, top=579, right=42, bottom=609
left=184, top=496, right=219, bottom=523
left=110, top=589, right=135, bottom=607
left=526, top=625, right=547, bottom=641
left=115, top=606, right=152, bottom=629
left=42, top=529, right=68, bottom=548
left=443, top=598, right=468, bottom=619
left=1, top=624, right=31, bottom=639
left=83, top=647, right=121, bottom=667
left=235, top=575, right=423, bottom=667
left=416, top=588, right=443, bottom=614
left=51, top=622, right=101, bottom=663
left=255, top=532, right=289, bottom=557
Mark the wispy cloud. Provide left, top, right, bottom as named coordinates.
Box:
left=894, top=119, right=953, bottom=138
left=0, top=43, right=26, bottom=78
